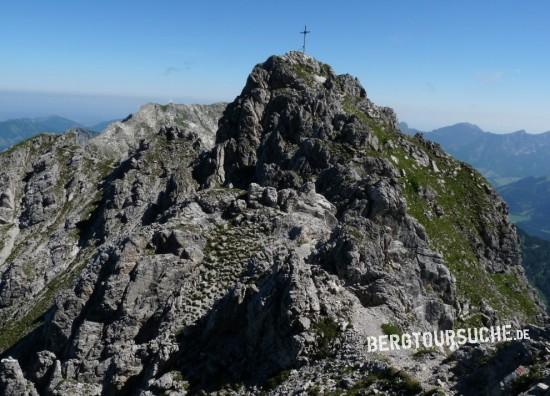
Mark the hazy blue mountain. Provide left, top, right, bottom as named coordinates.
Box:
left=519, top=228, right=550, bottom=307
left=405, top=122, right=550, bottom=186
left=497, top=176, right=550, bottom=240
left=0, top=115, right=115, bottom=152
left=398, top=122, right=422, bottom=136
left=88, top=119, right=119, bottom=132
left=0, top=115, right=82, bottom=151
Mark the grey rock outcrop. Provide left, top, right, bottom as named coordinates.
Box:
left=0, top=52, right=547, bottom=395
left=0, top=357, right=38, bottom=395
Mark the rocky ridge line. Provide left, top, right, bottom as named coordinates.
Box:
left=0, top=52, right=548, bottom=395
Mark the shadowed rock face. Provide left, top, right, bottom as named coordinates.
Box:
left=0, top=53, right=548, bottom=395
left=196, top=52, right=397, bottom=191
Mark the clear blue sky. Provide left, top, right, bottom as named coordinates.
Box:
left=1, top=0, right=549, bottom=131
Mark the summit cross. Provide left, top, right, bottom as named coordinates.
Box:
left=300, top=25, right=311, bottom=53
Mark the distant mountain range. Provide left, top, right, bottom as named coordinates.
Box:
left=497, top=176, right=550, bottom=240
left=0, top=115, right=116, bottom=152
left=519, top=229, right=550, bottom=306
left=89, top=119, right=118, bottom=132
left=400, top=121, right=550, bottom=242
left=400, top=122, right=550, bottom=186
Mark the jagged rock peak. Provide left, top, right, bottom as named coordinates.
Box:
left=0, top=52, right=548, bottom=395
left=240, top=51, right=366, bottom=99
left=196, top=51, right=398, bottom=189
left=91, top=102, right=226, bottom=159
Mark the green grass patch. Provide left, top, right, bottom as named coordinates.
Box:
left=263, top=369, right=291, bottom=391
left=0, top=250, right=92, bottom=353
left=413, top=347, right=438, bottom=359
left=313, top=317, right=341, bottom=359
left=342, top=96, right=369, bottom=125
left=340, top=95, right=540, bottom=323
left=334, top=367, right=422, bottom=396
left=292, top=63, right=315, bottom=85
left=381, top=322, right=402, bottom=341
left=491, top=273, right=538, bottom=318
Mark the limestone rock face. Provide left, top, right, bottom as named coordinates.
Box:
left=0, top=357, right=38, bottom=396
left=0, top=53, right=548, bottom=395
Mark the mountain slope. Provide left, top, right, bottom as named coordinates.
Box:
left=519, top=229, right=550, bottom=306
left=399, top=122, right=422, bottom=136
left=0, top=116, right=83, bottom=152
left=403, top=122, right=550, bottom=186
left=0, top=54, right=548, bottom=395
left=497, top=176, right=550, bottom=240
left=404, top=123, right=550, bottom=242
left=88, top=119, right=120, bottom=133
left=0, top=115, right=117, bottom=152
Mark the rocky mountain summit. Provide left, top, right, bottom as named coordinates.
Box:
left=0, top=52, right=549, bottom=395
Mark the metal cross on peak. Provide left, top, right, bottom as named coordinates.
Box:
left=300, top=25, right=311, bottom=53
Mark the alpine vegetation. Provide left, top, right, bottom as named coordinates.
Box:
left=0, top=53, right=548, bottom=395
